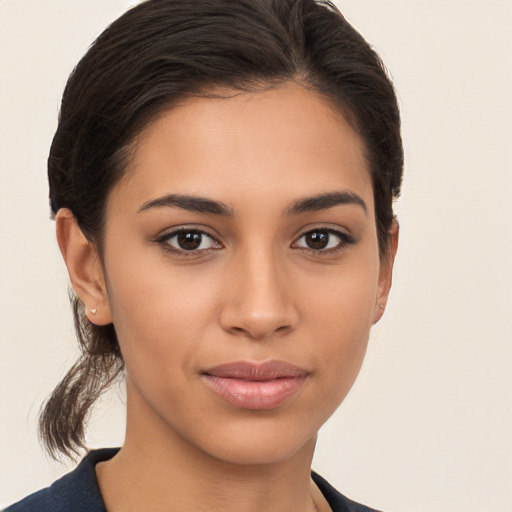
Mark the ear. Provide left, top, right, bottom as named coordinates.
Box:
left=372, top=218, right=399, bottom=324
left=55, top=209, right=112, bottom=326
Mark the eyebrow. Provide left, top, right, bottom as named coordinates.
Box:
left=286, top=191, right=368, bottom=216
left=137, top=190, right=367, bottom=217
left=138, top=194, right=233, bottom=216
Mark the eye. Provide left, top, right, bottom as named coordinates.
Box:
left=157, top=229, right=222, bottom=253
left=293, top=228, right=354, bottom=252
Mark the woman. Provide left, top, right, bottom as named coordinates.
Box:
left=5, top=0, right=402, bottom=511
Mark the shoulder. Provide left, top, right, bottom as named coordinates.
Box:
left=3, top=448, right=119, bottom=512
left=312, top=472, right=386, bottom=512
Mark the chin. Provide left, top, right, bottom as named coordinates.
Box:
left=183, top=415, right=319, bottom=467
left=207, top=439, right=314, bottom=467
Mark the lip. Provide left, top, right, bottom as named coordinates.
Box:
left=201, top=360, right=309, bottom=410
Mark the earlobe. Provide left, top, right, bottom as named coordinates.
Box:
left=55, top=209, right=113, bottom=326
left=372, top=219, right=399, bottom=324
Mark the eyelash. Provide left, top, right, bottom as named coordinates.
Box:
left=292, top=228, right=355, bottom=255
left=154, top=228, right=222, bottom=256
left=154, top=227, right=355, bottom=257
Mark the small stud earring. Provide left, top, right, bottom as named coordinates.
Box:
left=90, top=308, right=97, bottom=315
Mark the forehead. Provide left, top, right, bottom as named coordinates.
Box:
left=111, top=83, right=373, bottom=216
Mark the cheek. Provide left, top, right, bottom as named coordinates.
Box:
left=102, top=251, right=223, bottom=378
left=304, top=247, right=379, bottom=327
left=302, top=256, right=379, bottom=391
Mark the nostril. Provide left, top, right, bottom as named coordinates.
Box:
left=225, top=322, right=293, bottom=340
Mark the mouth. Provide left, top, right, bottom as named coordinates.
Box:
left=201, top=360, right=309, bottom=410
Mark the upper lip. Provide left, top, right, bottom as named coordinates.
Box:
left=203, top=360, right=308, bottom=381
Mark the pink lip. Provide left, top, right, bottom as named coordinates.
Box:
left=201, top=360, right=308, bottom=410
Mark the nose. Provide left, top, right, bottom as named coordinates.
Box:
left=219, top=246, right=299, bottom=340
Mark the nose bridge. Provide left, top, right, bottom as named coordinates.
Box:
left=220, top=239, right=298, bottom=339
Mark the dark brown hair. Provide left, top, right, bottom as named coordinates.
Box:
left=40, top=0, right=403, bottom=459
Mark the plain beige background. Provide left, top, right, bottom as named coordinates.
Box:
left=1, top=1, right=511, bottom=510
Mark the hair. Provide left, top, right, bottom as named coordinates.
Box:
left=40, top=0, right=403, bottom=459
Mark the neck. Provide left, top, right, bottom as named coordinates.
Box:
left=96, top=380, right=329, bottom=512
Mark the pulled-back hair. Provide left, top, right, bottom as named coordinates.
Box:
left=40, top=0, right=403, bottom=459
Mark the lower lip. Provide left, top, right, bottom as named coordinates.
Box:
left=202, top=375, right=306, bottom=410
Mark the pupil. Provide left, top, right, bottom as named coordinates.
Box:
left=177, top=232, right=202, bottom=250
left=306, top=231, right=328, bottom=249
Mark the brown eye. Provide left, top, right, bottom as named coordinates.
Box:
left=294, top=229, right=354, bottom=252
left=177, top=231, right=203, bottom=250
left=160, top=229, right=221, bottom=253
left=304, top=231, right=330, bottom=250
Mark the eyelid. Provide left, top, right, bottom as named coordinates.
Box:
left=291, top=226, right=356, bottom=253
left=153, top=225, right=223, bottom=254
left=292, top=223, right=354, bottom=240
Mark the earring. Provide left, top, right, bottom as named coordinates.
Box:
left=90, top=308, right=97, bottom=315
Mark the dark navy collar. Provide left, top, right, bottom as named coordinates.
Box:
left=4, top=448, right=119, bottom=512
left=312, top=471, right=384, bottom=512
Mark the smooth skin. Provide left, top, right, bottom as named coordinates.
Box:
left=56, top=83, right=398, bottom=512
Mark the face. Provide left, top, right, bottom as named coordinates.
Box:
left=91, top=83, right=393, bottom=465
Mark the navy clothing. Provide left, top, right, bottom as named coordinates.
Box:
left=4, top=448, right=383, bottom=512
left=4, top=449, right=113, bottom=512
